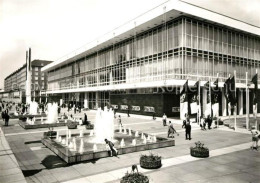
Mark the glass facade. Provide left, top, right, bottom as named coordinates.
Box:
left=47, top=17, right=260, bottom=92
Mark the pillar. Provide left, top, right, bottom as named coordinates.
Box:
left=96, top=92, right=99, bottom=109
left=222, top=88, right=227, bottom=116
left=202, top=87, right=207, bottom=117
left=238, top=89, right=243, bottom=115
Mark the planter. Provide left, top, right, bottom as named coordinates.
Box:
left=120, top=172, right=149, bottom=183
left=67, top=121, right=77, bottom=129
left=85, top=123, right=94, bottom=130
left=190, top=141, right=209, bottom=158
left=140, top=154, right=161, bottom=169
left=43, top=131, right=57, bottom=138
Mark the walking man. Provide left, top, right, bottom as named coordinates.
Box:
left=118, top=115, right=123, bottom=127
left=105, top=139, right=118, bottom=156
left=185, top=122, right=191, bottom=140
left=127, top=107, right=130, bottom=117
left=4, top=110, right=10, bottom=126
left=162, top=113, right=167, bottom=126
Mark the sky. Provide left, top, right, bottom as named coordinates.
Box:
left=0, top=0, right=259, bottom=89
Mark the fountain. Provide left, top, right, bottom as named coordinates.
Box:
left=79, top=139, right=84, bottom=153
left=91, top=107, right=114, bottom=143
left=79, top=130, right=83, bottom=137
left=143, top=136, right=147, bottom=144
left=42, top=107, right=175, bottom=164
left=46, top=103, right=58, bottom=124
left=29, top=101, right=38, bottom=115
left=120, top=139, right=125, bottom=147
left=128, top=128, right=131, bottom=136
left=132, top=139, right=136, bottom=146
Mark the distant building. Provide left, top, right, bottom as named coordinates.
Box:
left=42, top=0, right=260, bottom=118
left=3, top=60, right=52, bottom=103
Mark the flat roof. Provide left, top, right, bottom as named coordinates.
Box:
left=42, top=0, right=260, bottom=72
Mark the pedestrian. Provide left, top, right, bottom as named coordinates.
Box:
left=105, top=139, right=118, bottom=156
left=162, top=113, right=167, bottom=126
left=207, top=115, right=212, bottom=129
left=118, top=115, right=123, bottom=127
left=114, top=108, right=116, bottom=118
left=84, top=113, right=88, bottom=125
left=152, top=111, right=156, bottom=120
left=200, top=116, right=206, bottom=130
left=168, top=121, right=179, bottom=138
left=2, top=111, right=5, bottom=121
left=4, top=110, right=10, bottom=126
left=251, top=130, right=259, bottom=150
left=185, top=122, right=191, bottom=140
left=58, top=106, right=61, bottom=115
left=74, top=106, right=77, bottom=114
left=127, top=108, right=130, bottom=117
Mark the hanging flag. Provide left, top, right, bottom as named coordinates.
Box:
left=180, top=80, right=188, bottom=120
left=252, top=74, right=258, bottom=115
left=229, top=76, right=236, bottom=107
left=190, top=81, right=199, bottom=114
left=212, top=78, right=219, bottom=117
left=204, top=81, right=211, bottom=116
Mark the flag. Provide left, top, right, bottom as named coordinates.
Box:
left=190, top=81, right=199, bottom=114
left=204, top=81, right=211, bottom=116
left=224, top=76, right=236, bottom=106
left=252, top=74, right=258, bottom=114
left=180, top=80, right=188, bottom=119
left=212, top=78, right=219, bottom=117
left=229, top=76, right=236, bottom=106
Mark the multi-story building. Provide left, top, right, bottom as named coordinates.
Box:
left=42, top=0, right=260, bottom=118
left=3, top=60, right=52, bottom=103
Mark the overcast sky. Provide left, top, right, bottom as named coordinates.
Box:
left=0, top=0, right=259, bottom=89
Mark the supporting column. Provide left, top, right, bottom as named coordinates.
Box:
left=222, top=88, right=227, bottom=116
left=96, top=92, right=99, bottom=109
left=238, top=89, right=243, bottom=115
left=202, top=87, right=207, bottom=117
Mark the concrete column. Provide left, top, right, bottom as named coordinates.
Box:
left=96, top=92, right=99, bottom=109
left=202, top=87, right=207, bottom=117
left=238, top=89, right=243, bottom=115
left=222, top=89, right=227, bottom=116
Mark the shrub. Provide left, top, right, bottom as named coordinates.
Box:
left=190, top=141, right=209, bottom=158
left=140, top=153, right=161, bottom=169
left=121, top=172, right=149, bottom=183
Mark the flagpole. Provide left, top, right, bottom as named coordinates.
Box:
left=210, top=76, right=212, bottom=118
left=217, top=73, right=219, bottom=128
left=255, top=69, right=258, bottom=130
left=246, top=72, right=249, bottom=130
left=228, top=74, right=231, bottom=126
left=234, top=70, right=237, bottom=131
left=198, top=80, right=200, bottom=125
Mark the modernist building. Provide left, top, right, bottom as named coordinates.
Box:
left=3, top=60, right=52, bottom=103
left=42, top=0, right=260, bottom=118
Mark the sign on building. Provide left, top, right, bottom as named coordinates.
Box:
left=132, top=106, right=140, bottom=111
left=111, top=105, right=118, bottom=109
left=144, top=106, right=155, bottom=112
left=120, top=105, right=128, bottom=110
left=172, top=107, right=180, bottom=112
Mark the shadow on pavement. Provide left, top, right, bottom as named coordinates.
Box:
left=22, top=169, right=42, bottom=177
left=41, top=155, right=67, bottom=169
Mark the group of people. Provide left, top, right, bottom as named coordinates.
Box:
left=200, top=115, right=213, bottom=130
left=163, top=113, right=192, bottom=140
left=1, top=102, right=10, bottom=126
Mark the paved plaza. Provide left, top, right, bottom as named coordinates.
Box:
left=0, top=109, right=260, bottom=183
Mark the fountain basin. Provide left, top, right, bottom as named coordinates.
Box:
left=18, top=119, right=79, bottom=129
left=41, top=130, right=175, bottom=164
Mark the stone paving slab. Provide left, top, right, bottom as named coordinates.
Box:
left=0, top=127, right=27, bottom=183
left=1, top=110, right=259, bottom=183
